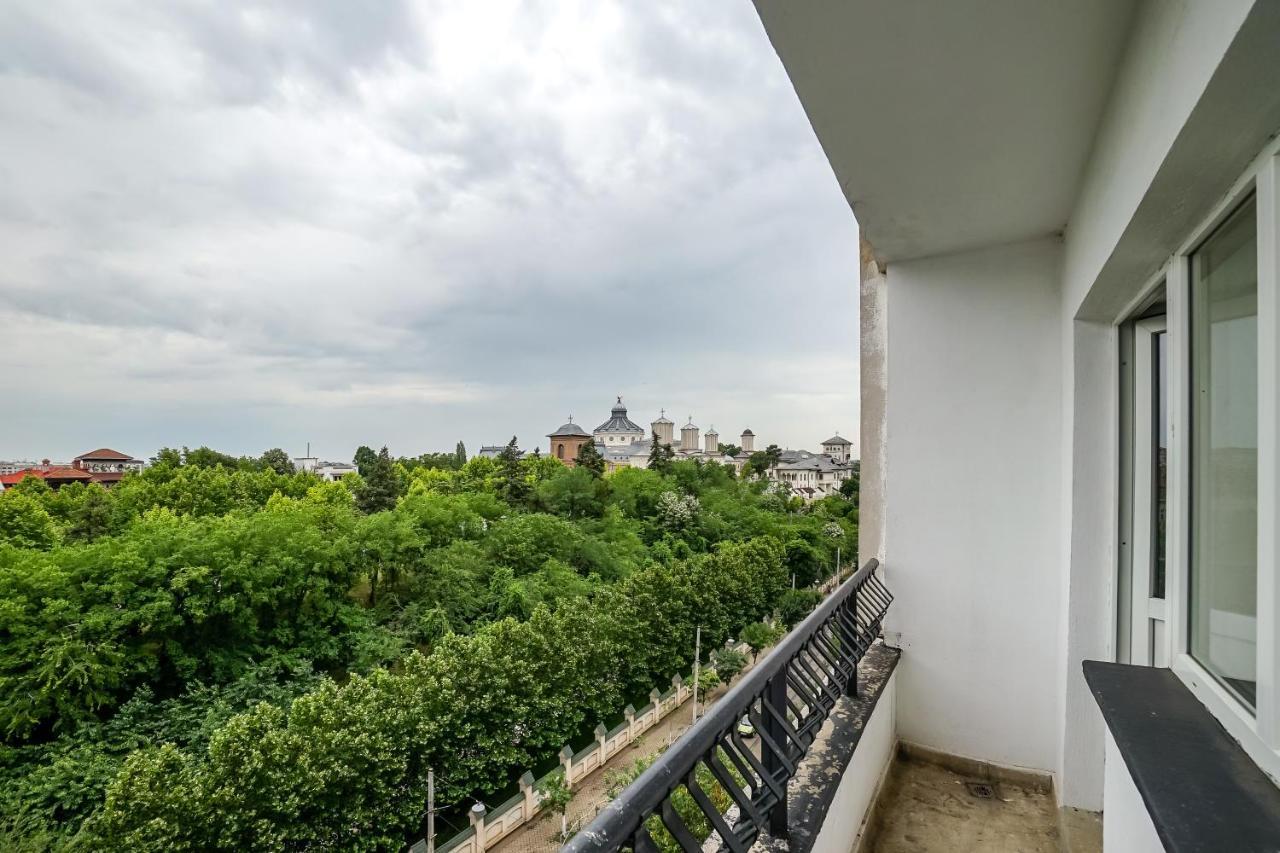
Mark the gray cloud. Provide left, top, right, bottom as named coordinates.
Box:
left=0, top=0, right=860, bottom=462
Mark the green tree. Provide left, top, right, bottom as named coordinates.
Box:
left=497, top=437, right=530, bottom=507
left=259, top=448, right=295, bottom=475
left=356, top=447, right=399, bottom=514
left=151, top=447, right=183, bottom=468
left=647, top=431, right=675, bottom=474
left=454, top=441, right=467, bottom=467
left=840, top=460, right=860, bottom=504
left=182, top=446, right=249, bottom=469
left=740, top=621, right=778, bottom=661
left=575, top=440, right=605, bottom=478
left=695, top=668, right=720, bottom=704
left=712, top=647, right=747, bottom=683
left=67, top=484, right=114, bottom=542
left=353, top=445, right=378, bottom=478
left=537, top=769, right=575, bottom=840
left=717, top=443, right=741, bottom=457
left=8, top=475, right=51, bottom=499
left=775, top=588, right=822, bottom=628
left=539, top=467, right=606, bottom=519
left=0, top=492, right=58, bottom=550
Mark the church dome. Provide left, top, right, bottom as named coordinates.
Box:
left=548, top=419, right=590, bottom=438
left=594, top=397, right=644, bottom=433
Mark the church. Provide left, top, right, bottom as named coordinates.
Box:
left=550, top=397, right=753, bottom=472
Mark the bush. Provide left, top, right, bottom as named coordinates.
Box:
left=776, top=588, right=823, bottom=628
left=712, top=647, right=747, bottom=683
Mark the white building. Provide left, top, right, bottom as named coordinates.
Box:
left=315, top=461, right=357, bottom=481
left=768, top=449, right=853, bottom=500
left=593, top=398, right=646, bottom=447
left=0, top=460, right=38, bottom=476
left=293, top=455, right=357, bottom=481
left=591, top=399, right=741, bottom=471
left=571, top=4, right=1280, bottom=851
left=820, top=433, right=854, bottom=464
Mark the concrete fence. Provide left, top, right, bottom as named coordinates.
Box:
left=412, top=644, right=749, bottom=853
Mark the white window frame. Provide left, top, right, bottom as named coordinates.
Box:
left=1130, top=315, right=1169, bottom=668
left=1120, top=138, right=1280, bottom=781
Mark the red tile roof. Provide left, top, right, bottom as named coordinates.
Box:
left=0, top=467, right=93, bottom=486
left=74, top=448, right=134, bottom=461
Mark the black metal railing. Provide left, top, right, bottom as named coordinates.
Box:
left=562, top=559, right=892, bottom=853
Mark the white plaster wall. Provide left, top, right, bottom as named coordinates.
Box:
left=883, top=238, right=1064, bottom=776
left=859, top=238, right=888, bottom=566
left=1102, top=730, right=1163, bottom=853
left=1062, top=0, right=1256, bottom=317
left=1055, top=320, right=1118, bottom=811
left=811, top=669, right=896, bottom=853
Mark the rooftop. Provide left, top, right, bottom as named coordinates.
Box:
left=0, top=466, right=93, bottom=485
left=548, top=418, right=590, bottom=438
left=74, top=448, right=137, bottom=461
left=594, top=397, right=644, bottom=434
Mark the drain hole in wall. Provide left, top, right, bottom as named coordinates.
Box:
left=965, top=781, right=998, bottom=799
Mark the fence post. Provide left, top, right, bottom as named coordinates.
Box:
left=624, top=704, right=637, bottom=742
left=469, top=803, right=488, bottom=853
left=520, top=770, right=537, bottom=817
left=595, top=723, right=608, bottom=758
left=671, top=674, right=683, bottom=708
left=847, top=585, right=860, bottom=698
left=560, top=744, right=574, bottom=788
left=764, top=673, right=789, bottom=838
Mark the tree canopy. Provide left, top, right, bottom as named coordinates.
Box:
left=0, top=441, right=858, bottom=851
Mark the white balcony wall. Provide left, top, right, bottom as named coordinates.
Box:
left=1101, top=732, right=1163, bottom=853
left=883, top=237, right=1064, bottom=779
left=810, top=668, right=896, bottom=853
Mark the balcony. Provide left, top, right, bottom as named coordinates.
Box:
left=560, top=562, right=1098, bottom=853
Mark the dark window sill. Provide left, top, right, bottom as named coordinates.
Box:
left=1083, top=660, right=1280, bottom=853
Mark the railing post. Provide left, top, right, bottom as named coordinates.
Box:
left=560, top=744, right=574, bottom=788
left=595, top=723, right=608, bottom=757
left=520, top=770, right=537, bottom=816
left=624, top=704, right=637, bottom=742
left=847, top=585, right=860, bottom=698
left=764, top=671, right=789, bottom=838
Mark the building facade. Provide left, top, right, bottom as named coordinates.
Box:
left=767, top=449, right=854, bottom=500
left=593, top=398, right=646, bottom=447
left=71, top=448, right=144, bottom=487
left=0, top=462, right=92, bottom=490
left=751, top=0, right=1280, bottom=845
left=547, top=419, right=592, bottom=467
left=820, top=434, right=854, bottom=463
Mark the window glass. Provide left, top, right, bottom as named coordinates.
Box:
left=1190, top=197, right=1258, bottom=710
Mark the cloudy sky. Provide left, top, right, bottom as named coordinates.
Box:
left=0, top=1, right=859, bottom=464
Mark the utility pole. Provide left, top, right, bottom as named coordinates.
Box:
left=691, top=626, right=702, bottom=723
left=834, top=545, right=841, bottom=589
left=427, top=768, right=435, bottom=853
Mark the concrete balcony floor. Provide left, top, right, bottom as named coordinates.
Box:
left=860, top=751, right=1101, bottom=853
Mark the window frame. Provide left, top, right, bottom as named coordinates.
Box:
left=1131, top=138, right=1280, bottom=781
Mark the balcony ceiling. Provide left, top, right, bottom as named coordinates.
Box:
left=754, top=0, right=1139, bottom=263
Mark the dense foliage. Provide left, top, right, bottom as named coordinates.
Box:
left=0, top=447, right=856, bottom=851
